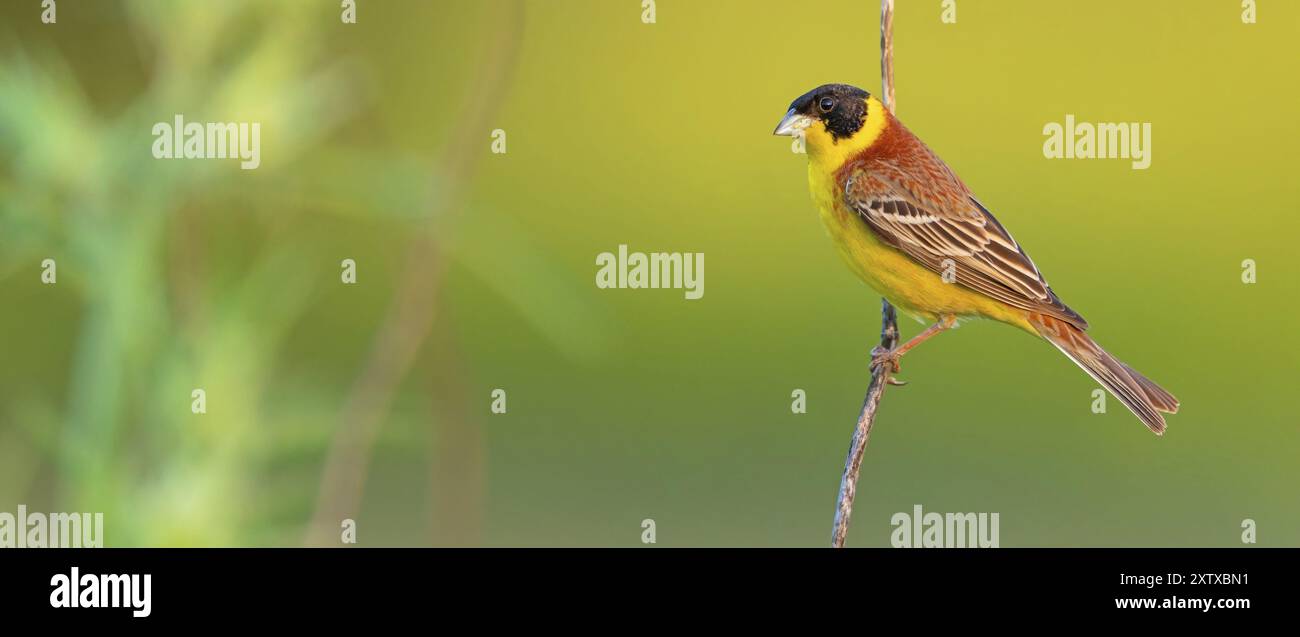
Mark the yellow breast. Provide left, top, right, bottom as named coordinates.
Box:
left=806, top=164, right=1033, bottom=331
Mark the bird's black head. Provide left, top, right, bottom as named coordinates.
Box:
left=776, top=84, right=871, bottom=141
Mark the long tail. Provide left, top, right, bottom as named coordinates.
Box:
left=1029, top=313, right=1179, bottom=435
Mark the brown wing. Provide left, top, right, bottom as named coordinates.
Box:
left=843, top=159, right=1087, bottom=329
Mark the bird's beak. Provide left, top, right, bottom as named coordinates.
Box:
left=773, top=109, right=813, bottom=137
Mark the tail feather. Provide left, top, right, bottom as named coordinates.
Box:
left=1029, top=313, right=1176, bottom=435
left=1120, top=362, right=1180, bottom=414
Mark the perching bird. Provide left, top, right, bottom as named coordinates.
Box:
left=774, top=84, right=1178, bottom=434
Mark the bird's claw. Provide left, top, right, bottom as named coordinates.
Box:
left=870, top=345, right=903, bottom=375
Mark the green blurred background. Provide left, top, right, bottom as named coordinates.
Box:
left=0, top=0, right=1296, bottom=547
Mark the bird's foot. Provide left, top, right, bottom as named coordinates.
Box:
left=870, top=345, right=903, bottom=375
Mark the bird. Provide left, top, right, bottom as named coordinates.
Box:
left=773, top=83, right=1178, bottom=434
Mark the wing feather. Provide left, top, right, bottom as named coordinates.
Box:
left=844, top=162, right=1087, bottom=329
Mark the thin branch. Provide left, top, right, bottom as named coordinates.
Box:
left=879, top=0, right=895, bottom=113
left=830, top=0, right=899, bottom=549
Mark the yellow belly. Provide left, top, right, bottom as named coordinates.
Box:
left=809, top=165, right=1034, bottom=332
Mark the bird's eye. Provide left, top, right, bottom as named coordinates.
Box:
left=818, top=97, right=835, bottom=113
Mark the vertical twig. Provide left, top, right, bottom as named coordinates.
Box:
left=830, top=0, right=899, bottom=549
left=879, top=0, right=896, bottom=113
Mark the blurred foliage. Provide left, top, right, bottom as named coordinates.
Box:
left=0, top=0, right=390, bottom=546
left=0, top=0, right=604, bottom=546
